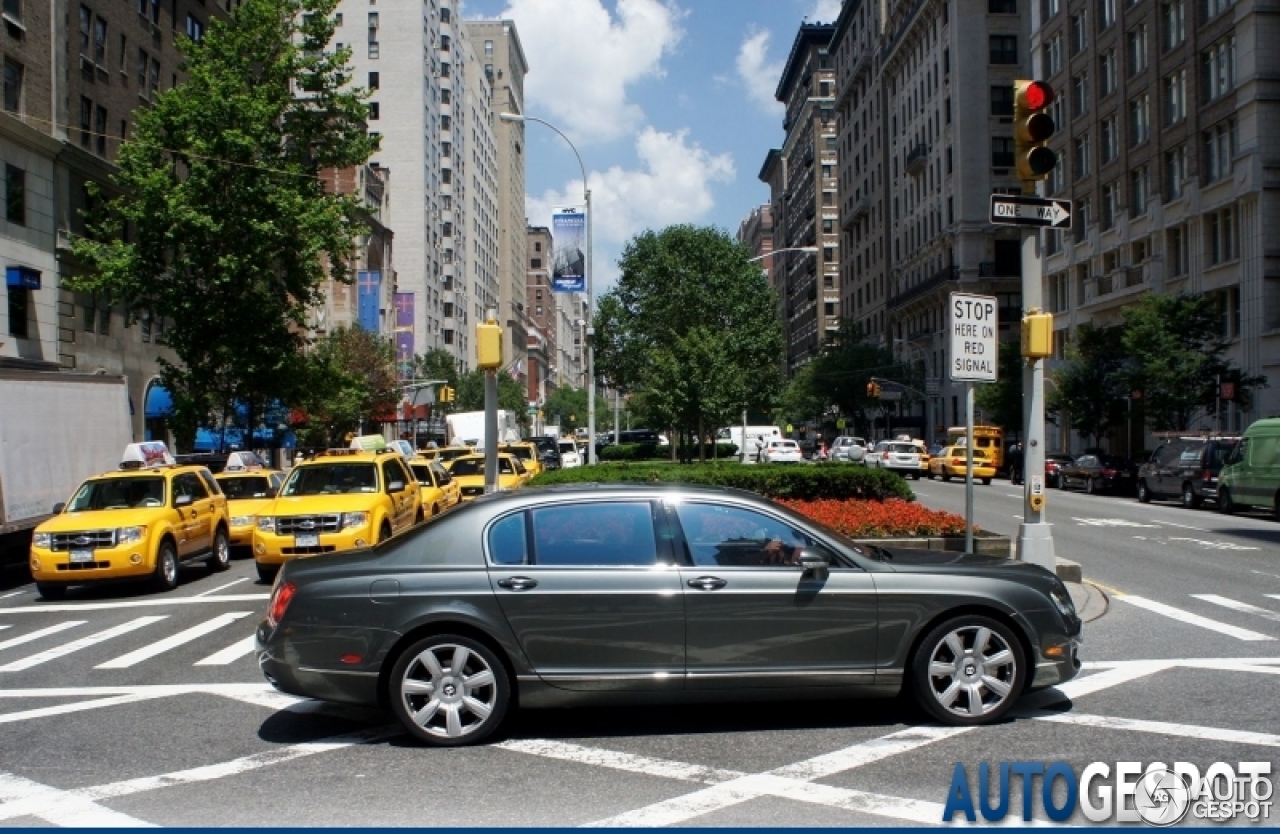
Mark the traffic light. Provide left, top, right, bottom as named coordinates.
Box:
left=438, top=385, right=454, bottom=403
left=1014, top=80, right=1057, bottom=181
left=866, top=381, right=882, bottom=398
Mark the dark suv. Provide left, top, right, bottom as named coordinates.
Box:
left=522, top=436, right=563, bottom=471
left=1136, top=436, right=1240, bottom=508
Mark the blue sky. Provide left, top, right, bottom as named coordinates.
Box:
left=460, top=0, right=843, bottom=288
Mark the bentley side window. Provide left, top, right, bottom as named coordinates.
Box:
left=487, top=512, right=528, bottom=566
left=530, top=502, right=657, bottom=566
left=672, top=503, right=822, bottom=568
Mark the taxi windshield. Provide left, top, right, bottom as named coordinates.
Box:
left=218, top=476, right=274, bottom=499
left=449, top=458, right=486, bottom=476
left=410, top=463, right=434, bottom=486
left=67, top=476, right=166, bottom=511
left=283, top=463, right=378, bottom=495
left=501, top=446, right=533, bottom=461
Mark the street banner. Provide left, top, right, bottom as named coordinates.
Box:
left=357, top=270, right=381, bottom=331
left=394, top=292, right=414, bottom=365
left=552, top=211, right=586, bottom=293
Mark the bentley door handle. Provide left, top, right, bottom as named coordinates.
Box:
left=496, top=576, right=538, bottom=591
left=687, top=576, right=727, bottom=591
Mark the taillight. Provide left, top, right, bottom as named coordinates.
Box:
left=952, top=458, right=965, bottom=466
left=1202, top=469, right=1212, bottom=481
left=267, top=581, right=296, bottom=628
left=1102, top=467, right=1116, bottom=477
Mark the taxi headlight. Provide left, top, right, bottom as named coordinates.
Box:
left=117, top=526, right=146, bottom=545
left=257, top=516, right=277, bottom=533
left=33, top=532, right=52, bottom=549
left=230, top=515, right=254, bottom=528
left=342, top=512, right=369, bottom=530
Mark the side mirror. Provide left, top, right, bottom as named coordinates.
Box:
left=52, top=502, right=66, bottom=514
left=175, top=494, right=194, bottom=508
left=798, top=547, right=830, bottom=579
left=388, top=480, right=405, bottom=493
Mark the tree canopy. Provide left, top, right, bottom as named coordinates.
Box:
left=1048, top=323, right=1130, bottom=447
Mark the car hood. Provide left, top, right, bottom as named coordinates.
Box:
left=225, top=497, right=274, bottom=516
left=39, top=508, right=174, bottom=532
left=262, top=495, right=386, bottom=514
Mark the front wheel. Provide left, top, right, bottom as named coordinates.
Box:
left=256, top=562, right=278, bottom=584
left=1217, top=487, right=1236, bottom=514
left=941, top=472, right=952, bottom=482
left=911, top=615, right=1025, bottom=726
left=378, top=521, right=393, bottom=544
left=1181, top=483, right=1202, bottom=510
left=1136, top=480, right=1150, bottom=503
left=207, top=528, right=231, bottom=573
left=389, top=634, right=511, bottom=746
left=981, top=477, right=992, bottom=486
left=152, top=541, right=179, bottom=592
left=1085, top=477, right=1097, bottom=495
left=36, top=582, right=66, bottom=600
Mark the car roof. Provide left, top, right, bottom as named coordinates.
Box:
left=93, top=464, right=207, bottom=480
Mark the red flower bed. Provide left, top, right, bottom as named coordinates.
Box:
left=776, top=497, right=970, bottom=538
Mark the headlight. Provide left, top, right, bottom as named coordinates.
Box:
left=341, top=512, right=369, bottom=530
left=117, top=526, right=146, bottom=545
left=257, top=516, right=277, bottom=533
left=32, top=532, right=51, bottom=549
left=1050, top=584, right=1076, bottom=618
left=230, top=515, right=254, bottom=528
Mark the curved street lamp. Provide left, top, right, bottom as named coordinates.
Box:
left=499, top=112, right=597, bottom=464
left=747, top=246, right=820, bottom=264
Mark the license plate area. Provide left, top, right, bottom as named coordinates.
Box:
left=69, top=549, right=95, bottom=563
left=295, top=534, right=320, bottom=548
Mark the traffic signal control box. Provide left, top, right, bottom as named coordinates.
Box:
left=1021, top=310, right=1054, bottom=358
left=476, top=317, right=503, bottom=370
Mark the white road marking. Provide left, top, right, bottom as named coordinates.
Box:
left=1192, top=594, right=1280, bottom=624
left=1114, top=594, right=1274, bottom=641
left=1034, top=711, right=1280, bottom=748
left=0, top=616, right=168, bottom=672
left=1170, top=537, right=1259, bottom=551
left=96, top=612, right=253, bottom=669
left=0, top=593, right=268, bottom=615
left=1073, top=517, right=1159, bottom=527
left=194, top=635, right=257, bottom=666
left=497, top=739, right=743, bottom=784
left=1151, top=519, right=1209, bottom=531
left=0, top=771, right=155, bottom=827
left=0, top=591, right=22, bottom=599
left=0, top=693, right=160, bottom=725
left=194, top=577, right=249, bottom=597
left=2, top=621, right=87, bottom=655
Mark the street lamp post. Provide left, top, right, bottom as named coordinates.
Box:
left=499, top=112, right=597, bottom=464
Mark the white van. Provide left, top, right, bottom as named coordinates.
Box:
left=717, top=426, right=784, bottom=463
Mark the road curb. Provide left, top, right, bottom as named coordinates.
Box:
left=1066, top=580, right=1109, bottom=623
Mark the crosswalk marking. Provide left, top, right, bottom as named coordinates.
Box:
left=0, top=616, right=167, bottom=672
left=0, top=621, right=86, bottom=652
left=1192, top=594, right=1280, bottom=624
left=194, top=635, right=257, bottom=666
left=1116, top=595, right=1274, bottom=641
left=96, top=613, right=253, bottom=669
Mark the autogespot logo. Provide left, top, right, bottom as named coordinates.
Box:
left=942, top=761, right=1274, bottom=825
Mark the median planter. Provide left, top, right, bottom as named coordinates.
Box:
left=854, top=530, right=1012, bottom=558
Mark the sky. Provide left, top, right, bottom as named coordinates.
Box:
left=459, top=0, right=844, bottom=289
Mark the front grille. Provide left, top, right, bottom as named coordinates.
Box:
left=50, top=530, right=117, bottom=552
left=277, top=514, right=341, bottom=535
left=281, top=545, right=338, bottom=556
left=56, top=561, right=111, bottom=571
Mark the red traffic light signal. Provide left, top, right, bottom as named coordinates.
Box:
left=1014, top=80, right=1057, bottom=181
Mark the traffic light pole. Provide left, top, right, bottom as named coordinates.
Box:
left=1017, top=215, right=1056, bottom=572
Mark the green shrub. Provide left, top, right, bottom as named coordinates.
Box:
left=529, top=461, right=914, bottom=501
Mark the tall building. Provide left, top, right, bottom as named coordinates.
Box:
left=1031, top=0, right=1280, bottom=438
left=830, top=0, right=1031, bottom=438
left=315, top=164, right=394, bottom=339
left=759, top=23, right=841, bottom=378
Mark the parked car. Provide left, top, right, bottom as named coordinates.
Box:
left=522, top=436, right=563, bottom=472
left=929, top=446, right=995, bottom=484
left=1218, top=418, right=1280, bottom=517
left=1057, top=454, right=1137, bottom=495
left=866, top=441, right=924, bottom=479
left=830, top=436, right=868, bottom=463
left=1044, top=453, right=1075, bottom=488
left=557, top=439, right=582, bottom=469
left=1137, top=436, right=1240, bottom=508
left=761, top=439, right=805, bottom=463
left=256, top=484, right=1082, bottom=746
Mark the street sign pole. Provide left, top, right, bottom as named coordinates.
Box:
left=948, top=292, right=997, bottom=553
left=965, top=382, right=975, bottom=555
left=1017, top=217, right=1056, bottom=572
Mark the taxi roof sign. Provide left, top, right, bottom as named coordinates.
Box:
left=224, top=450, right=267, bottom=471
left=388, top=439, right=415, bottom=458
left=349, top=434, right=388, bottom=451
left=121, top=442, right=175, bottom=470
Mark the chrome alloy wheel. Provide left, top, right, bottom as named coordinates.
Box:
left=925, top=625, right=1018, bottom=718
left=398, top=643, right=499, bottom=740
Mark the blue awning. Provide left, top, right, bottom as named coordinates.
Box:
left=5, top=266, right=40, bottom=289
left=144, top=384, right=174, bottom=418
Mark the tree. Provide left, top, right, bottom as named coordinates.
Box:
left=975, top=339, right=1025, bottom=437
left=1121, top=292, right=1267, bottom=431
left=543, top=386, right=589, bottom=434
left=1048, top=323, right=1129, bottom=447
left=67, top=0, right=376, bottom=444
left=410, top=349, right=460, bottom=388
left=594, top=225, right=785, bottom=453
left=455, top=370, right=530, bottom=432
left=294, top=326, right=400, bottom=446
left=802, top=321, right=910, bottom=438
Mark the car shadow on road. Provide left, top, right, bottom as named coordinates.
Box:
left=1210, top=526, right=1280, bottom=546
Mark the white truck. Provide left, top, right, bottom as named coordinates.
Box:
left=0, top=369, right=134, bottom=567
left=444, top=410, right=521, bottom=448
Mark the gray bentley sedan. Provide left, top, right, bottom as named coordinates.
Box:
left=256, top=484, right=1081, bottom=747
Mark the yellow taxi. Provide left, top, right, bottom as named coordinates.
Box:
left=408, top=458, right=461, bottom=516
left=414, top=448, right=442, bottom=464
left=498, top=442, right=543, bottom=478
left=436, top=445, right=478, bottom=467
left=29, top=442, right=232, bottom=600
left=446, top=453, right=527, bottom=501
left=929, top=445, right=997, bottom=485
left=251, top=441, right=422, bottom=583
left=213, top=451, right=285, bottom=555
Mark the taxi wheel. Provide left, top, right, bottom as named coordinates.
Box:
left=941, top=472, right=952, bottom=482
left=152, top=542, right=179, bottom=592
left=379, top=521, right=392, bottom=544
left=982, top=478, right=992, bottom=486
left=256, top=563, right=278, bottom=584
left=431, top=503, right=440, bottom=517
left=415, top=507, right=425, bottom=525
left=36, top=583, right=66, bottom=600
left=207, top=529, right=231, bottom=573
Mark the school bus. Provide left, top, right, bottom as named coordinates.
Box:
left=946, top=425, right=1006, bottom=471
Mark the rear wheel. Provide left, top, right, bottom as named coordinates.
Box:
left=207, top=528, right=230, bottom=572
left=1181, top=483, right=1202, bottom=510
left=152, top=541, right=179, bottom=592
left=911, top=615, right=1025, bottom=726
left=941, top=472, right=952, bottom=482
left=1085, top=477, right=1097, bottom=495
left=981, top=477, right=992, bottom=486
left=36, top=583, right=66, bottom=600
left=389, top=634, right=511, bottom=746
left=1136, top=480, right=1151, bottom=503
left=1217, top=487, right=1235, bottom=514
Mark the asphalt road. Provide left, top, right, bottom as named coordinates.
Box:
left=0, top=497, right=1276, bottom=826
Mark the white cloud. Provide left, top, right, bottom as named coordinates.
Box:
left=527, top=128, right=736, bottom=288
left=499, top=0, right=684, bottom=145
left=808, top=0, right=843, bottom=23
left=736, top=29, right=784, bottom=114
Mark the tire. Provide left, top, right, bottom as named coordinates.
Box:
left=379, top=522, right=392, bottom=544
left=911, top=472, right=920, bottom=480
left=36, top=582, right=66, bottom=600
left=207, top=528, right=231, bottom=573
left=1085, top=477, right=1097, bottom=495
left=431, top=503, right=440, bottom=518
left=1217, top=487, right=1236, bottom=515
left=1181, top=483, right=1202, bottom=510
left=911, top=615, right=1026, bottom=726
left=941, top=472, right=952, bottom=482
left=255, top=562, right=278, bottom=584
left=1273, top=490, right=1280, bottom=522
left=388, top=634, right=511, bottom=747
left=1136, top=480, right=1150, bottom=503
left=981, top=478, right=992, bottom=486
left=152, top=541, right=179, bottom=592
left=415, top=508, right=425, bottom=525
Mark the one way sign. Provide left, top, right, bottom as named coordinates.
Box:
left=989, top=194, right=1072, bottom=229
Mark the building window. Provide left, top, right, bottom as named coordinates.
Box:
left=1203, top=118, right=1236, bottom=182
left=1072, top=72, right=1090, bottom=117
left=149, top=0, right=159, bottom=24
left=1043, top=35, right=1063, bottom=77
left=992, top=137, right=1015, bottom=167
left=1129, top=95, right=1150, bottom=145
left=1102, top=181, right=1120, bottom=229
left=7, top=286, right=29, bottom=339
left=1206, top=206, right=1237, bottom=265
left=531, top=258, right=542, bottom=268
left=1045, top=0, right=1061, bottom=16
left=440, top=62, right=450, bottom=78
left=1164, top=69, right=1186, bottom=123
left=1049, top=152, right=1066, bottom=194
left=2, top=0, right=21, bottom=21
left=1202, top=37, right=1236, bottom=102
left=5, top=164, right=24, bottom=225
left=1074, top=133, right=1091, bottom=179
left=1162, top=0, right=1186, bottom=49
left=441, top=167, right=451, bottom=184
left=1127, top=25, right=1149, bottom=75
left=368, top=71, right=378, bottom=89
left=1167, top=225, right=1187, bottom=276
left=1202, top=0, right=1233, bottom=21
left=1074, top=197, right=1091, bottom=242
left=990, top=85, right=1014, bottom=116
left=1164, top=144, right=1187, bottom=199
left=1100, top=115, right=1118, bottom=163
left=368, top=41, right=379, bottom=59
left=441, top=141, right=450, bottom=157
left=1071, top=12, right=1089, bottom=54
left=3, top=59, right=22, bottom=114
left=79, top=96, right=93, bottom=147
left=368, top=101, right=379, bottom=120
left=1130, top=166, right=1149, bottom=217
left=441, top=114, right=451, bottom=131
left=150, top=58, right=159, bottom=97
left=483, top=39, right=493, bottom=57
left=1099, top=50, right=1117, bottom=97
left=95, top=105, right=107, bottom=155
left=989, top=0, right=1016, bottom=12
left=1099, top=0, right=1116, bottom=28
left=93, top=16, right=107, bottom=65
left=989, top=35, right=1018, bottom=64
left=137, top=48, right=149, bottom=92
left=185, top=14, right=203, bottom=42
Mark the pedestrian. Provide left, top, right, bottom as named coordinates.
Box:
left=755, top=434, right=767, bottom=463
